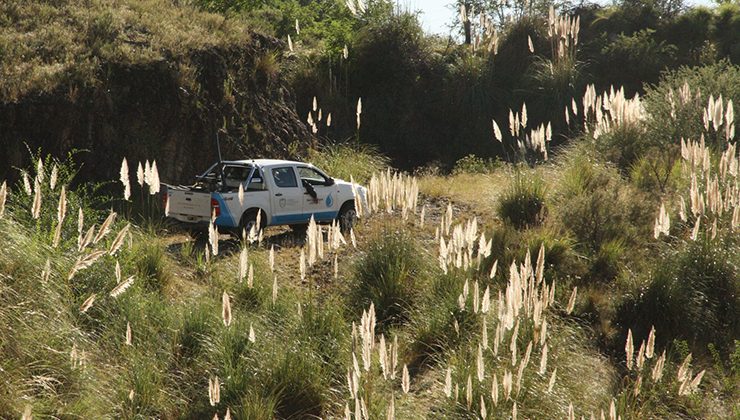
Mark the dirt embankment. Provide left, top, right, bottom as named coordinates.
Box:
left=0, top=33, right=310, bottom=184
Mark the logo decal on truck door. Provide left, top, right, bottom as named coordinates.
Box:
left=325, top=193, right=333, bottom=208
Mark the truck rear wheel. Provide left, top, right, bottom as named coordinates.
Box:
left=239, top=209, right=265, bottom=241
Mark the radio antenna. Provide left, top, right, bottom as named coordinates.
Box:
left=215, top=124, right=227, bottom=190
left=216, top=129, right=225, bottom=164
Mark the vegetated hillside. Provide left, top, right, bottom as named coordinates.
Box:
left=1, top=1, right=739, bottom=419
left=232, top=0, right=740, bottom=169
left=0, top=0, right=310, bottom=184
left=0, top=135, right=737, bottom=418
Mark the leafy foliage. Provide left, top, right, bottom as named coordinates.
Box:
left=643, top=60, right=740, bottom=149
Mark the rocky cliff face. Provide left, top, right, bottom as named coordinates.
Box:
left=0, top=32, right=310, bottom=185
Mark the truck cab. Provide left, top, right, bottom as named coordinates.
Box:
left=164, top=159, right=365, bottom=234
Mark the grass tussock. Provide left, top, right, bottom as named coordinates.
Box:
left=307, top=142, right=390, bottom=184
left=350, top=230, right=428, bottom=328
left=496, top=171, right=547, bottom=229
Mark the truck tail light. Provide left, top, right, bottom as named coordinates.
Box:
left=162, top=192, right=168, bottom=210
left=211, top=198, right=221, bottom=218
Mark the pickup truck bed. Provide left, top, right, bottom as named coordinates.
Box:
left=166, top=186, right=211, bottom=224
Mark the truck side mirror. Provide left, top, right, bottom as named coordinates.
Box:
left=325, top=177, right=335, bottom=186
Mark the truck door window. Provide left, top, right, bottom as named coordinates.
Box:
left=272, top=167, right=298, bottom=188
left=298, top=167, right=329, bottom=186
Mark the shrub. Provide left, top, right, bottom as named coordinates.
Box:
left=497, top=171, right=546, bottom=229
left=551, top=153, right=652, bottom=253
left=713, top=4, right=740, bottom=63
left=597, top=29, right=678, bottom=94
left=643, top=61, right=740, bottom=150
left=350, top=230, right=427, bottom=327
left=594, top=124, right=651, bottom=172
left=628, top=151, right=683, bottom=193
left=662, top=7, right=714, bottom=66
left=615, top=237, right=740, bottom=357
left=345, top=12, right=452, bottom=167
left=452, top=154, right=500, bottom=175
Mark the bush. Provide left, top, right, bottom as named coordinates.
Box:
left=590, top=238, right=626, bottom=283
left=713, top=4, right=740, bottom=64
left=350, top=230, right=427, bottom=327
left=348, top=12, right=442, bottom=167
left=643, top=61, right=740, bottom=150
left=497, top=171, right=546, bottom=229
left=551, top=152, right=652, bottom=253
left=452, top=154, right=500, bottom=175
left=662, top=7, right=715, bottom=66
left=615, top=237, right=740, bottom=357
left=598, top=29, right=678, bottom=93
left=629, top=151, right=683, bottom=193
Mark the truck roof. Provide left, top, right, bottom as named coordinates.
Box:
left=222, top=159, right=311, bottom=168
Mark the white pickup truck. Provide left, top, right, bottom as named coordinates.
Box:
left=163, top=159, right=365, bottom=234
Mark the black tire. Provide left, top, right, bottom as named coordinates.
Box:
left=239, top=209, right=264, bottom=240
left=337, top=201, right=357, bottom=233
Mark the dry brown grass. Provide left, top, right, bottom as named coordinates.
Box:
left=419, top=173, right=506, bottom=219
left=419, top=165, right=559, bottom=220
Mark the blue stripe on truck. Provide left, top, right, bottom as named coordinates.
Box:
left=213, top=193, right=238, bottom=228
left=271, top=211, right=338, bottom=225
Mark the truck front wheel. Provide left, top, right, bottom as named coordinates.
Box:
left=337, top=201, right=357, bottom=233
